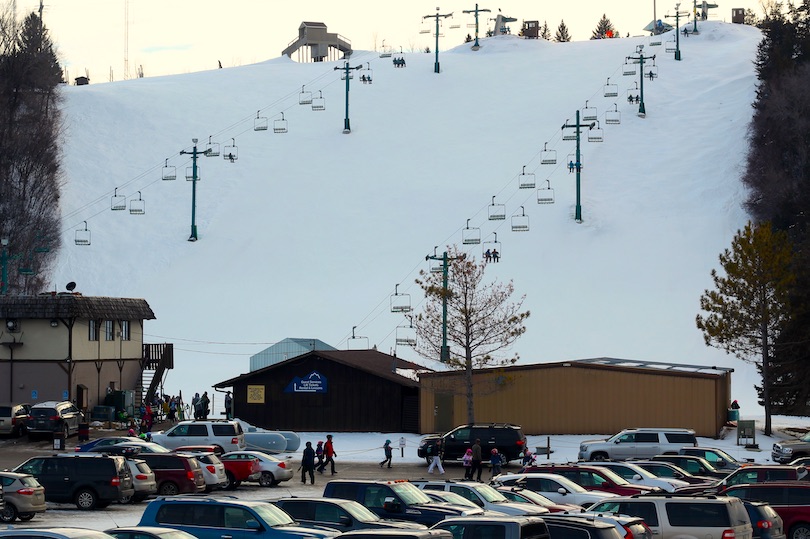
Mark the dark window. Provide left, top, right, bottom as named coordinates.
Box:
left=439, top=523, right=471, bottom=539
left=364, top=485, right=394, bottom=508
left=665, top=433, right=697, bottom=444
left=0, top=476, right=12, bottom=487
left=787, top=487, right=810, bottom=505
left=545, top=523, right=591, bottom=539
left=635, top=433, right=659, bottom=443
left=619, top=502, right=659, bottom=527
left=473, top=524, right=507, bottom=539
left=223, top=506, right=255, bottom=528
left=187, top=424, right=208, bottom=436
left=120, top=320, right=130, bottom=341
left=522, top=523, right=550, bottom=539
left=450, top=485, right=480, bottom=503
left=212, top=424, right=237, bottom=436
left=766, top=469, right=796, bottom=481
left=328, top=483, right=358, bottom=501
left=313, top=502, right=345, bottom=523
left=89, top=319, right=99, bottom=341
left=424, top=484, right=444, bottom=491
left=278, top=501, right=310, bottom=520
left=666, top=502, right=729, bottom=527
left=452, top=427, right=472, bottom=442
left=105, top=320, right=115, bottom=341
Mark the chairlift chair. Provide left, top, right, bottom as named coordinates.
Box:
left=567, top=152, right=583, bottom=173
left=482, top=233, right=502, bottom=262
left=206, top=136, right=220, bottom=157
left=665, top=39, right=676, bottom=53
left=161, top=159, right=176, bottom=181
left=588, top=121, right=604, bottom=143
left=74, top=221, right=91, bottom=246
left=390, top=284, right=412, bottom=313
left=347, top=326, right=369, bottom=351
left=223, top=138, right=238, bottom=162
left=340, top=70, right=353, bottom=80
left=627, top=83, right=640, bottom=103
left=511, top=206, right=530, bottom=232
left=299, top=85, right=313, bottom=105
left=462, top=219, right=481, bottom=245
left=581, top=100, right=598, bottom=122
left=603, top=78, right=618, bottom=98
left=427, top=247, right=444, bottom=273
left=622, top=62, right=637, bottom=76
left=311, top=91, right=326, bottom=111
left=395, top=324, right=417, bottom=347
left=562, top=122, right=577, bottom=141
left=274, top=113, right=288, bottom=134
left=518, top=166, right=536, bottom=189
left=645, top=64, right=659, bottom=80
left=129, top=191, right=145, bottom=215
left=254, top=110, right=269, bottom=131
left=540, top=143, right=557, bottom=165
left=650, top=35, right=663, bottom=46
left=110, top=188, right=126, bottom=211
left=605, top=104, right=621, bottom=125
left=185, top=166, right=200, bottom=181
left=360, top=63, right=373, bottom=84
left=488, top=196, right=506, bottom=220
left=537, top=180, right=555, bottom=204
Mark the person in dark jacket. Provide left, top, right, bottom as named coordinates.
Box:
left=471, top=438, right=483, bottom=481
left=380, top=439, right=393, bottom=468
left=301, top=441, right=316, bottom=484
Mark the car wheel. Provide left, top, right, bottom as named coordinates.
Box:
left=259, top=471, right=275, bottom=487
left=132, top=495, right=147, bottom=504
left=119, top=493, right=133, bottom=504
left=159, top=482, right=180, bottom=496
left=224, top=471, right=238, bottom=490
left=591, top=452, right=609, bottom=461
left=62, top=423, right=70, bottom=439
left=75, top=488, right=98, bottom=510
left=213, top=445, right=224, bottom=454
left=791, top=524, right=810, bottom=539
left=0, top=502, right=18, bottom=523
left=18, top=513, right=35, bottom=522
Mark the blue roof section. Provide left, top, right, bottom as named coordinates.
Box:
left=250, top=337, right=337, bottom=371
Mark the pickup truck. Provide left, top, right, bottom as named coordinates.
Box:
left=323, top=479, right=481, bottom=526
left=432, top=516, right=550, bottom=539
left=773, top=432, right=810, bottom=464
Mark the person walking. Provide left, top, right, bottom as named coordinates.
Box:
left=318, top=434, right=337, bottom=475
left=427, top=439, right=445, bottom=474
left=315, top=441, right=324, bottom=471
left=301, top=441, right=316, bottom=484
left=471, top=439, right=483, bottom=481
left=462, top=448, right=473, bottom=479
left=380, top=439, right=393, bottom=468
left=490, top=448, right=503, bottom=478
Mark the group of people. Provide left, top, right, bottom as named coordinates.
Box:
left=360, top=74, right=373, bottom=84
left=300, top=434, right=338, bottom=484
left=484, top=248, right=500, bottom=263
left=393, top=57, right=406, bottom=68
left=191, top=391, right=210, bottom=420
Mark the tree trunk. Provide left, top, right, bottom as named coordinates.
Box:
left=465, top=347, right=474, bottom=423
left=761, top=295, right=772, bottom=436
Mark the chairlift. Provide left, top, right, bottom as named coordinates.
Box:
left=223, top=138, right=238, bottom=162
left=311, top=91, right=326, bottom=111
left=588, top=121, right=604, bottom=143
left=390, top=284, right=412, bottom=313
left=627, top=83, right=640, bottom=103
left=605, top=103, right=621, bottom=125
left=603, top=78, right=618, bottom=98
left=511, top=206, right=529, bottom=232
left=185, top=166, right=200, bottom=181
left=488, top=196, right=506, bottom=221
left=645, top=64, right=659, bottom=80
left=537, top=179, right=555, bottom=204
left=482, top=233, right=502, bottom=263
left=340, top=69, right=353, bottom=80
left=622, top=62, right=637, bottom=76
left=110, top=188, right=126, bottom=211
left=518, top=165, right=536, bottom=189
left=540, top=143, right=557, bottom=165
left=562, top=121, right=577, bottom=141
left=395, top=322, right=417, bottom=347
left=462, top=219, right=481, bottom=245
left=299, top=85, right=313, bottom=105
left=665, top=39, right=676, bottom=53
left=161, top=159, right=176, bottom=181
left=347, top=326, right=369, bottom=351
left=129, top=191, right=145, bottom=215
left=254, top=110, right=269, bottom=131
left=74, top=221, right=91, bottom=246
left=274, top=113, right=288, bottom=134
left=206, top=136, right=220, bottom=157
left=566, top=152, right=583, bottom=173
left=650, top=35, right=663, bottom=46
left=581, top=100, right=598, bottom=122
left=360, top=63, right=373, bottom=84
left=450, top=22, right=461, bottom=29
left=427, top=246, right=444, bottom=273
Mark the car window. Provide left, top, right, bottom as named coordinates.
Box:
left=437, top=523, right=471, bottom=539
left=313, top=502, right=345, bottom=523
left=523, top=523, right=550, bottom=539
left=593, top=501, right=659, bottom=527
left=17, top=458, right=44, bottom=475
left=31, top=408, right=55, bottom=418
left=212, top=424, right=237, bottom=436
left=666, top=502, right=730, bottom=527
left=544, top=523, right=591, bottom=539
left=473, top=524, right=507, bottom=539
left=364, top=485, right=394, bottom=508
left=279, top=501, right=311, bottom=520
left=727, top=470, right=758, bottom=486
left=767, top=469, right=797, bottom=481
left=157, top=503, right=225, bottom=527
left=452, top=427, right=472, bottom=442
left=0, top=476, right=13, bottom=487
left=424, top=484, right=444, bottom=491
left=450, top=485, right=480, bottom=503
left=326, top=483, right=356, bottom=500
left=43, top=458, right=67, bottom=475
left=188, top=424, right=208, bottom=436
left=665, top=433, right=696, bottom=444
left=786, top=487, right=810, bottom=504
left=0, top=406, right=10, bottom=415
left=170, top=425, right=188, bottom=436
left=224, top=507, right=256, bottom=528
left=636, top=433, right=659, bottom=443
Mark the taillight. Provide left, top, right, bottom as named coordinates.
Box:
left=206, top=465, right=216, bottom=473
left=16, top=488, right=35, bottom=496
left=757, top=521, right=772, bottom=529
left=187, top=470, right=195, bottom=480
left=74, top=447, right=81, bottom=452
left=278, top=461, right=286, bottom=469
left=135, top=474, right=148, bottom=480
left=231, top=437, right=238, bottom=444
left=722, top=529, right=736, bottom=539
left=622, top=525, right=635, bottom=539
left=111, top=477, right=121, bottom=487
left=50, top=415, right=60, bottom=421
left=516, top=440, right=524, bottom=446
left=10, top=417, right=16, bottom=425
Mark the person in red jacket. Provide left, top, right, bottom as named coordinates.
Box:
left=318, top=434, right=337, bottom=475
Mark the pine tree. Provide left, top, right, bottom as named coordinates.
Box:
left=414, top=246, right=530, bottom=422
left=591, top=14, right=618, bottom=39
left=540, top=21, right=551, bottom=40
left=696, top=221, right=794, bottom=435
left=555, top=20, right=572, bottom=42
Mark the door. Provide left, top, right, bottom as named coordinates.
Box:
left=611, top=433, right=638, bottom=460
left=435, top=393, right=454, bottom=433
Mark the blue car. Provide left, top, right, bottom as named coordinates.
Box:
left=74, top=436, right=141, bottom=452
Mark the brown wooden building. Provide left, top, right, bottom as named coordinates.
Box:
left=419, top=358, right=733, bottom=438
left=215, top=350, right=427, bottom=432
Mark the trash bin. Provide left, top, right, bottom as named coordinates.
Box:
left=728, top=408, right=740, bottom=421
left=78, top=422, right=90, bottom=442
left=53, top=431, right=66, bottom=451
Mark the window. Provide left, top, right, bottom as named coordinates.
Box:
left=666, top=502, right=729, bottom=527
left=281, top=501, right=312, bottom=520
left=544, top=524, right=591, bottom=539
left=212, top=424, right=238, bottom=436
left=619, top=502, right=659, bottom=526
left=473, top=524, right=506, bottom=539
left=187, top=424, right=208, bottom=436
left=105, top=320, right=115, bottom=341
left=120, top=320, right=130, bottom=341
left=89, top=319, right=99, bottom=341
left=665, top=433, right=697, bottom=444
left=635, top=433, right=659, bottom=443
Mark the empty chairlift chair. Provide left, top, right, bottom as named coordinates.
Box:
left=540, top=143, right=557, bottom=165
left=650, top=34, right=663, bottom=46
left=581, top=100, right=598, bottom=122
left=518, top=166, right=536, bottom=189
left=588, top=121, right=604, bottom=143
left=537, top=180, right=555, bottom=204
left=488, top=196, right=506, bottom=220
left=185, top=166, right=199, bottom=181
left=605, top=104, right=621, bottom=125
left=623, top=61, right=636, bottom=76
left=562, top=123, right=577, bottom=141
left=162, top=159, right=176, bottom=181
left=110, top=188, right=126, bottom=211
left=311, top=91, right=326, bottom=111
left=390, top=284, right=412, bottom=313
left=462, top=219, right=481, bottom=245
left=603, top=77, right=619, bottom=98
left=299, top=85, right=313, bottom=105
left=129, top=191, right=146, bottom=215
left=75, top=221, right=91, bottom=246
left=665, top=39, right=677, bottom=53
left=395, top=323, right=417, bottom=347
left=254, top=110, right=269, bottom=131
left=274, top=113, right=288, bottom=134
left=511, top=206, right=530, bottom=232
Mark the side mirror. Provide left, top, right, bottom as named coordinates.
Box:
left=245, top=520, right=261, bottom=530
left=339, top=516, right=352, bottom=526
left=383, top=497, right=401, bottom=512
left=633, top=474, right=642, bottom=480
left=557, top=487, right=567, bottom=495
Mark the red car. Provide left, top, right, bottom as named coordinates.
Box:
left=522, top=463, right=659, bottom=496
left=723, top=482, right=810, bottom=539
left=219, top=451, right=262, bottom=490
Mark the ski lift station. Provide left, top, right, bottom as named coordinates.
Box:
left=282, top=22, right=353, bottom=62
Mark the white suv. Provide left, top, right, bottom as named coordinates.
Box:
left=150, top=420, right=246, bottom=452
left=578, top=428, right=697, bottom=461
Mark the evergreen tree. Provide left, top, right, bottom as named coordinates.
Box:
left=696, top=222, right=794, bottom=435
left=744, top=8, right=760, bottom=25
left=555, top=20, right=571, bottom=42
left=591, top=14, right=618, bottom=39
left=414, top=246, right=530, bottom=422
left=540, top=21, right=551, bottom=40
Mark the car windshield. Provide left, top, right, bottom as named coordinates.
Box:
left=596, top=467, right=633, bottom=485
left=391, top=482, right=435, bottom=505
left=119, top=442, right=172, bottom=453
left=31, top=408, right=56, bottom=418
left=253, top=502, right=297, bottom=526
left=344, top=501, right=383, bottom=521
left=474, top=484, right=510, bottom=503
left=502, top=488, right=556, bottom=507
left=432, top=491, right=480, bottom=508
left=549, top=475, right=589, bottom=493
left=710, top=448, right=741, bottom=462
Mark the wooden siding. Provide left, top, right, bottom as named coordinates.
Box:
left=420, top=363, right=731, bottom=437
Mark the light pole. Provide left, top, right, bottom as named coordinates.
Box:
left=626, top=45, right=656, bottom=117
left=424, top=7, right=453, bottom=73
left=180, top=139, right=212, bottom=242
left=334, top=61, right=363, bottom=133
left=562, top=110, right=596, bottom=223
left=463, top=3, right=490, bottom=50
left=425, top=248, right=459, bottom=362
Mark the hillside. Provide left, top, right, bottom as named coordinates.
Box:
left=50, top=22, right=763, bottom=416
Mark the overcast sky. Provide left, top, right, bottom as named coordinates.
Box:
left=13, top=0, right=765, bottom=81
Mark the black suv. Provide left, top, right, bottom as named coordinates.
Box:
left=417, top=424, right=527, bottom=463
left=271, top=497, right=428, bottom=532
left=27, top=400, right=83, bottom=440
left=14, top=454, right=134, bottom=510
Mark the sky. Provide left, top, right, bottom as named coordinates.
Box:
left=11, top=0, right=766, bottom=81
left=35, top=19, right=768, bottom=417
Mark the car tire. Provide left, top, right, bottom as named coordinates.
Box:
left=259, top=471, right=275, bottom=487
left=75, top=488, right=98, bottom=510
left=591, top=452, right=609, bottom=461
left=159, top=482, right=180, bottom=496
left=791, top=524, right=810, bottom=539
left=224, top=471, right=238, bottom=490
left=0, top=502, right=18, bottom=523
left=213, top=445, right=224, bottom=454
left=119, top=493, right=133, bottom=504
left=18, top=513, right=35, bottom=522
left=62, top=423, right=70, bottom=439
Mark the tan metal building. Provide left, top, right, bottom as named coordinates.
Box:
left=419, top=358, right=733, bottom=438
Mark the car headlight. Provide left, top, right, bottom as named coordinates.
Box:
left=784, top=447, right=793, bottom=454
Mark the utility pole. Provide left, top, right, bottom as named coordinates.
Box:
left=463, top=3, right=491, bottom=50
left=334, top=61, right=363, bottom=133
left=666, top=3, right=689, bottom=61
left=180, top=139, right=212, bottom=242
left=425, top=248, right=459, bottom=362
left=626, top=45, right=656, bottom=117
left=562, top=110, right=596, bottom=223
left=423, top=8, right=453, bottom=73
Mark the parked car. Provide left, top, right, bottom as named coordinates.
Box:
left=679, top=446, right=750, bottom=470
left=678, top=464, right=809, bottom=495
left=14, top=453, right=134, bottom=510
left=0, top=528, right=116, bottom=539
left=774, top=433, right=810, bottom=464
left=741, top=500, right=786, bottom=539
left=271, top=497, right=429, bottom=532
left=0, top=471, right=46, bottom=523
left=519, top=463, right=659, bottom=495
left=540, top=514, right=626, bottom=539
left=138, top=495, right=339, bottom=539
left=493, top=472, right=620, bottom=507
left=578, top=460, right=688, bottom=491
left=589, top=493, right=754, bottom=539
left=132, top=452, right=206, bottom=495
left=0, top=402, right=31, bottom=437
left=220, top=449, right=293, bottom=487
left=413, top=479, right=549, bottom=516
left=182, top=450, right=227, bottom=492
left=421, top=490, right=507, bottom=516
left=722, top=481, right=810, bottom=539
left=75, top=436, right=141, bottom=452
left=631, top=460, right=717, bottom=485
left=109, top=441, right=174, bottom=453
left=577, top=428, right=697, bottom=461
left=150, top=420, right=246, bottom=453
left=340, top=531, right=452, bottom=539
left=417, top=424, right=527, bottom=464
left=542, top=510, right=653, bottom=539
left=105, top=527, right=199, bottom=539
left=431, top=515, right=550, bottom=539
left=494, top=485, right=583, bottom=512
left=27, top=400, right=83, bottom=440
left=650, top=454, right=729, bottom=479
left=219, top=450, right=263, bottom=490
left=120, top=455, right=158, bottom=503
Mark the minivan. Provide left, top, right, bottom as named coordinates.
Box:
left=27, top=400, right=83, bottom=440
